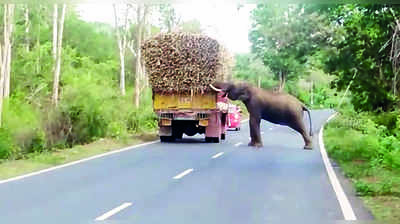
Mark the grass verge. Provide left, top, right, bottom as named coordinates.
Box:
left=0, top=133, right=157, bottom=180
left=324, top=112, right=400, bottom=224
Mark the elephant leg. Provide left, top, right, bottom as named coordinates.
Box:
left=248, top=115, right=262, bottom=147
left=289, top=119, right=313, bottom=150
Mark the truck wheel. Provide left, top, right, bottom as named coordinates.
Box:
left=174, top=132, right=183, bottom=139
left=221, top=133, right=226, bottom=140
left=205, top=137, right=220, bottom=143
left=160, top=136, right=174, bottom=142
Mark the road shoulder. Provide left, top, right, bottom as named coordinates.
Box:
left=320, top=113, right=374, bottom=221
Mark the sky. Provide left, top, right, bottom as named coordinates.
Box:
left=77, top=2, right=255, bottom=53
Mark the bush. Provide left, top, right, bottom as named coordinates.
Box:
left=0, top=128, right=16, bottom=160
left=2, top=44, right=157, bottom=161
left=326, top=109, right=400, bottom=171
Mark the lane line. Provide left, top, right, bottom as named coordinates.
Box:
left=234, top=142, right=242, bottom=147
left=173, top=169, right=194, bottom=179
left=0, top=140, right=159, bottom=185
left=261, top=132, right=264, bottom=134
left=269, top=127, right=273, bottom=130
left=95, top=202, right=132, bottom=221
left=319, top=112, right=357, bottom=220
left=212, top=152, right=224, bottom=159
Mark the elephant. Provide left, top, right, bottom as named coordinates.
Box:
left=209, top=82, right=313, bottom=149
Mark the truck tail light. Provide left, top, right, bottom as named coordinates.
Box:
left=199, top=119, right=209, bottom=127
left=160, top=119, right=172, bottom=126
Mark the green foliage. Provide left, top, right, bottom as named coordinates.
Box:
left=250, top=4, right=334, bottom=83
left=64, top=13, right=117, bottom=62
left=322, top=5, right=400, bottom=111
left=233, top=53, right=277, bottom=88
left=0, top=128, right=16, bottom=160
left=1, top=7, right=158, bottom=161
left=325, top=109, right=400, bottom=199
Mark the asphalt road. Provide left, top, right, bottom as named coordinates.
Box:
left=0, top=109, right=373, bottom=224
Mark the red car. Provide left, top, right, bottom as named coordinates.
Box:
left=228, top=104, right=241, bottom=131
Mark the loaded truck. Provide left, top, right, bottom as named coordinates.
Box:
left=153, top=90, right=229, bottom=143
left=141, top=32, right=233, bottom=143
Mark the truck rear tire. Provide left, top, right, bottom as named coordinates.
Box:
left=160, top=136, right=174, bottom=142
left=205, top=137, right=220, bottom=143
left=221, top=133, right=226, bottom=140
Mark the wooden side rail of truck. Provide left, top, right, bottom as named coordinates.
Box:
left=153, top=91, right=229, bottom=143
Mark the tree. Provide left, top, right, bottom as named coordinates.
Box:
left=134, top=3, right=150, bottom=107
left=322, top=4, right=400, bottom=111
left=233, top=53, right=275, bottom=88
left=0, top=4, right=15, bottom=126
left=250, top=4, right=334, bottom=91
left=24, top=5, right=30, bottom=52
left=158, top=3, right=180, bottom=32
left=113, top=3, right=130, bottom=96
left=51, top=3, right=66, bottom=106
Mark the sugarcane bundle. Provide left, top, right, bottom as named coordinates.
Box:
left=141, top=32, right=228, bottom=94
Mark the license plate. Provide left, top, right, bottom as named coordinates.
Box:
left=178, top=96, right=191, bottom=108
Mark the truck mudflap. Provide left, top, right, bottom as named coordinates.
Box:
left=205, top=112, right=221, bottom=139
left=159, top=126, right=172, bottom=136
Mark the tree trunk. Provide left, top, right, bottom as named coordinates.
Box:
left=52, top=4, right=66, bottom=106
left=36, top=5, right=41, bottom=74
left=0, top=4, right=15, bottom=126
left=113, top=4, right=127, bottom=96
left=257, top=75, right=261, bottom=88
left=24, top=5, right=30, bottom=52
left=141, top=5, right=150, bottom=89
left=278, top=71, right=286, bottom=92
left=52, top=4, right=58, bottom=61
left=135, top=4, right=143, bottom=107
left=3, top=4, right=14, bottom=98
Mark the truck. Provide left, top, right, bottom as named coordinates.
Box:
left=153, top=90, right=229, bottom=143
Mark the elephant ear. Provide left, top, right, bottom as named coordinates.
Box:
left=238, top=85, right=251, bottom=102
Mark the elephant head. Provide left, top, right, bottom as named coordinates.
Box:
left=209, top=82, right=251, bottom=102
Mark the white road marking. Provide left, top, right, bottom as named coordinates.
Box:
left=234, top=142, right=242, bottom=147
left=269, top=127, right=273, bottom=130
left=0, top=140, right=159, bottom=185
left=319, top=112, right=357, bottom=220
left=212, top=152, right=224, bottom=159
left=173, top=169, right=194, bottom=179
left=261, top=132, right=264, bottom=134
left=95, top=202, right=132, bottom=221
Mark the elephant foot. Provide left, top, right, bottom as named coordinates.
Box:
left=303, top=143, right=313, bottom=150
left=248, top=141, right=263, bottom=148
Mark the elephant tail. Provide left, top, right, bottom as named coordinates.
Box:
left=302, top=106, right=313, bottom=136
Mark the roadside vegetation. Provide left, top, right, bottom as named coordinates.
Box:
left=325, top=105, right=400, bottom=223
left=0, top=3, right=195, bottom=164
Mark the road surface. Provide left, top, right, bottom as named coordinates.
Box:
left=0, top=109, right=372, bottom=224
